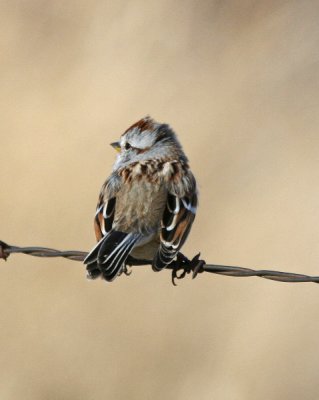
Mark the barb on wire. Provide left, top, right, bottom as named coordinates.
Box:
left=0, top=240, right=318, bottom=285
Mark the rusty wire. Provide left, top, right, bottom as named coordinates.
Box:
left=1, top=239, right=319, bottom=285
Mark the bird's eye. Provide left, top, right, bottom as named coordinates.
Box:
left=124, top=142, right=131, bottom=150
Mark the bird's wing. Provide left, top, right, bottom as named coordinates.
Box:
left=83, top=194, right=117, bottom=278
left=153, top=172, right=197, bottom=270
left=84, top=174, right=121, bottom=278
left=94, top=196, right=116, bottom=241
left=84, top=173, right=144, bottom=281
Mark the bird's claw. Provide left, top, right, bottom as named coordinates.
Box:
left=171, top=253, right=205, bottom=285
left=121, top=264, right=132, bottom=277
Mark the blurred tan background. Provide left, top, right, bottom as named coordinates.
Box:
left=1, top=1, right=319, bottom=399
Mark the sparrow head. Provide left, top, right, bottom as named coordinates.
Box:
left=111, top=116, right=187, bottom=169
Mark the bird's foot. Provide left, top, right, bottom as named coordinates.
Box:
left=171, top=253, right=205, bottom=286
left=121, top=263, right=132, bottom=277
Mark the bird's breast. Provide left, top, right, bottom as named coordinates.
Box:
left=114, top=175, right=167, bottom=234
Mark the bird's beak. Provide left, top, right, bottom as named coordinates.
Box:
left=110, top=141, right=121, bottom=153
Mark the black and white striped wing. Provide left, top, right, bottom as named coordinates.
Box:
left=94, top=197, right=116, bottom=241
left=83, top=196, right=116, bottom=276
left=153, top=191, right=197, bottom=270
left=84, top=193, right=143, bottom=282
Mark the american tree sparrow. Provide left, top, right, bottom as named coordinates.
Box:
left=84, top=117, right=198, bottom=281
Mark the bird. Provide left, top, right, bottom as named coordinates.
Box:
left=84, top=116, right=198, bottom=281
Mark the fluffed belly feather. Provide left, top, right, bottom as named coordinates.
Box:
left=113, top=179, right=167, bottom=259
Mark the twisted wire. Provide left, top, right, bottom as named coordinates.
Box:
left=1, top=240, right=318, bottom=284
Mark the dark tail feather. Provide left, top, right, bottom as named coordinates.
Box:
left=98, top=231, right=142, bottom=282
left=86, top=261, right=102, bottom=279
left=84, top=233, right=111, bottom=265
left=97, top=231, right=127, bottom=265
left=84, top=234, right=112, bottom=279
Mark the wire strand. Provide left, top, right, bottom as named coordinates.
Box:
left=1, top=240, right=318, bottom=284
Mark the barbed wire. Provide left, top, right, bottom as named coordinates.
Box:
left=1, top=239, right=318, bottom=285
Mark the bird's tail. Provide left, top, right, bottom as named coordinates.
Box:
left=84, top=231, right=142, bottom=281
